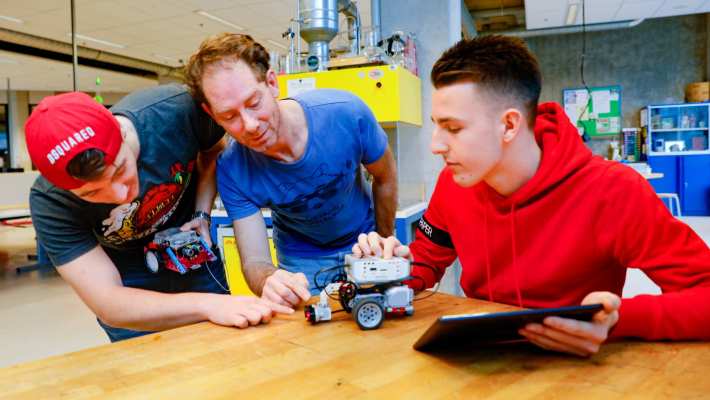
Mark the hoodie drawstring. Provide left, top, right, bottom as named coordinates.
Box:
left=510, top=204, right=524, bottom=308
left=483, top=190, right=494, bottom=302
left=483, top=189, right=524, bottom=308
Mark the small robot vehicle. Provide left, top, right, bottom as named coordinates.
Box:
left=144, top=227, right=216, bottom=274
left=304, top=255, right=414, bottom=330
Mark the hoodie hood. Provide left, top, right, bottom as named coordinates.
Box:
left=488, top=102, right=593, bottom=207
left=477, top=102, right=594, bottom=306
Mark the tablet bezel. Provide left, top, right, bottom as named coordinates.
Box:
left=413, top=303, right=604, bottom=351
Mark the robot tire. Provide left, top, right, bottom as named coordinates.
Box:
left=353, top=299, right=384, bottom=330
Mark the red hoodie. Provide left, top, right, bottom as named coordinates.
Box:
left=410, top=102, right=710, bottom=341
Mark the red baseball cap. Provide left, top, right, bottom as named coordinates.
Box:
left=25, top=92, right=122, bottom=190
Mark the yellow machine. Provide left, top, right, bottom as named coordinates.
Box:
left=221, top=233, right=277, bottom=296
left=221, top=65, right=422, bottom=296
left=277, top=65, right=422, bottom=126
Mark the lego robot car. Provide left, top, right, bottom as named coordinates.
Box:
left=304, top=255, right=414, bottom=330
left=144, top=227, right=216, bottom=274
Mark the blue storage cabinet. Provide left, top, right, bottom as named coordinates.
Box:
left=681, top=155, right=710, bottom=215
left=646, top=102, right=710, bottom=216
left=648, top=154, right=710, bottom=215
left=647, top=156, right=679, bottom=193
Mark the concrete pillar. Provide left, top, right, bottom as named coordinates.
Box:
left=380, top=0, right=462, bottom=200
left=8, top=90, right=31, bottom=171
left=380, top=0, right=464, bottom=296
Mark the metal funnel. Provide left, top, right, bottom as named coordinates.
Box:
left=299, top=0, right=338, bottom=71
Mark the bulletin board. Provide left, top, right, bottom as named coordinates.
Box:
left=562, top=85, right=622, bottom=137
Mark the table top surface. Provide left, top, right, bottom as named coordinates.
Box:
left=2, top=293, right=708, bottom=399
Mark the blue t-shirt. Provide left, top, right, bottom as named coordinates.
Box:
left=217, top=89, right=388, bottom=257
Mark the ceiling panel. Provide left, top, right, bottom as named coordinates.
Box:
left=247, top=1, right=298, bottom=22
left=526, top=9, right=566, bottom=29
left=525, top=0, right=710, bottom=30
left=0, top=1, right=65, bottom=18
left=615, top=1, right=664, bottom=19
left=583, top=0, right=624, bottom=24
left=8, top=9, right=69, bottom=39
left=6, top=0, right=708, bottom=93
left=0, top=0, right=373, bottom=92
left=0, top=50, right=156, bottom=93
left=203, top=7, right=281, bottom=30
left=655, top=0, right=705, bottom=16
left=180, top=0, right=267, bottom=9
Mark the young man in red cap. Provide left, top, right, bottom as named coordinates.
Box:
left=26, top=85, right=298, bottom=341
left=353, top=36, right=710, bottom=356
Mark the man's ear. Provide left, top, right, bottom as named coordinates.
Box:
left=201, top=102, right=215, bottom=119
left=265, top=69, right=280, bottom=98
left=501, top=108, right=524, bottom=143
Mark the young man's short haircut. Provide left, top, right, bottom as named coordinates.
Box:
left=66, top=149, right=107, bottom=181
left=184, top=33, right=271, bottom=105
left=431, top=35, right=542, bottom=127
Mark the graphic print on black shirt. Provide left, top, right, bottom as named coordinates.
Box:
left=100, top=160, right=194, bottom=245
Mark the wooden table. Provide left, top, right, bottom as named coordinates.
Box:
left=1, top=293, right=708, bottom=399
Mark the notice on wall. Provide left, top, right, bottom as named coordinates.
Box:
left=563, top=89, right=589, bottom=125
left=592, top=91, right=611, bottom=114
left=562, top=85, right=622, bottom=137
left=286, top=78, right=316, bottom=97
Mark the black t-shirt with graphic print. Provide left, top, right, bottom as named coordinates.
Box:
left=30, top=84, right=224, bottom=273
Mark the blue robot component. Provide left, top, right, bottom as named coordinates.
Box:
left=144, top=227, right=216, bottom=275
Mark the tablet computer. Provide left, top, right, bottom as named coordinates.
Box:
left=413, top=304, right=604, bottom=352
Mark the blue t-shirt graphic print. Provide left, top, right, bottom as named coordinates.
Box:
left=217, top=89, right=388, bottom=257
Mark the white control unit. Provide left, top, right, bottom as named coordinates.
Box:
left=344, top=255, right=411, bottom=284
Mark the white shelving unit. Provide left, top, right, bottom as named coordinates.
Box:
left=647, top=103, right=710, bottom=156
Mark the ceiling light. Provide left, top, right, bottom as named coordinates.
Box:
left=0, top=15, right=24, bottom=24
left=565, top=3, right=579, bottom=25
left=266, top=39, right=287, bottom=50
left=67, top=33, right=126, bottom=49
left=194, top=10, right=245, bottom=31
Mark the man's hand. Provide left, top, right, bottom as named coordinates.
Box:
left=201, top=293, right=294, bottom=328
left=352, top=232, right=412, bottom=260
left=180, top=217, right=212, bottom=247
left=519, top=291, right=621, bottom=357
left=261, top=269, right=311, bottom=308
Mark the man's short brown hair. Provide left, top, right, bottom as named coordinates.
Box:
left=431, top=35, right=541, bottom=127
left=184, top=33, right=270, bottom=105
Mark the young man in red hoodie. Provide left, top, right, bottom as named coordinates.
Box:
left=353, top=35, right=710, bottom=356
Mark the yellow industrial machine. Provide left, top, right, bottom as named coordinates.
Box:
left=277, top=65, right=422, bottom=126
left=221, top=233, right=277, bottom=296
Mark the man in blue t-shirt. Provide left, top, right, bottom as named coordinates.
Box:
left=26, top=86, right=292, bottom=341
left=185, top=34, right=398, bottom=303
